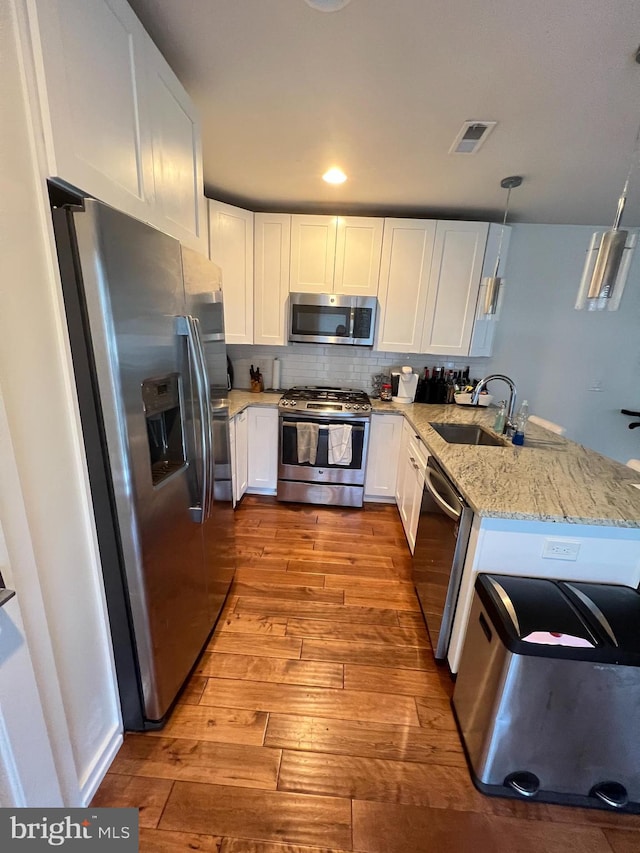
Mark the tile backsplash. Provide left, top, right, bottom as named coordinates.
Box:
left=227, top=344, right=491, bottom=394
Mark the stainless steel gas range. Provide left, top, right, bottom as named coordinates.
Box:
left=277, top=386, right=372, bottom=507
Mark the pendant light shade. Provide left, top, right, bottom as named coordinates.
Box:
left=482, top=176, right=522, bottom=315
left=576, top=125, right=640, bottom=311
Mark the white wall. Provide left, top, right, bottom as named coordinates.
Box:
left=0, top=0, right=121, bottom=805
left=485, top=223, right=640, bottom=464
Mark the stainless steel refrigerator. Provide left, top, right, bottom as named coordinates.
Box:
left=53, top=199, right=235, bottom=730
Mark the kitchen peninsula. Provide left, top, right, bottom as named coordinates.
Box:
left=228, top=390, right=640, bottom=672
left=228, top=390, right=640, bottom=526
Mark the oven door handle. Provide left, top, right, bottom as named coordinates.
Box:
left=424, top=468, right=462, bottom=521
left=281, top=419, right=365, bottom=431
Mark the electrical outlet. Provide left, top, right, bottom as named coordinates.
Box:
left=542, top=539, right=581, bottom=561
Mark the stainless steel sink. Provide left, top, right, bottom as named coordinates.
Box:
left=429, top=422, right=505, bottom=446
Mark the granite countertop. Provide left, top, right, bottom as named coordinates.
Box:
left=226, top=390, right=640, bottom=528
left=227, top=389, right=282, bottom=417
left=372, top=399, right=640, bottom=528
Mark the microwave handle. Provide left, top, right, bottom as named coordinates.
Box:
left=348, top=306, right=356, bottom=337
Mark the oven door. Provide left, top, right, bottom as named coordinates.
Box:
left=279, top=415, right=370, bottom=485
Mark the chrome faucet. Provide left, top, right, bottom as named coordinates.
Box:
left=472, top=374, right=518, bottom=435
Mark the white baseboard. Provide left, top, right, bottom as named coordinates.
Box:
left=78, top=725, right=123, bottom=806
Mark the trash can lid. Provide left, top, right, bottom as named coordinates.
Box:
left=476, top=574, right=600, bottom=660
left=559, top=581, right=640, bottom=663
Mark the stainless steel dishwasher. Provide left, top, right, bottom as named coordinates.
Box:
left=412, top=456, right=474, bottom=659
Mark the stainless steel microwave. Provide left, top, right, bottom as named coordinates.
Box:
left=289, top=293, right=377, bottom=346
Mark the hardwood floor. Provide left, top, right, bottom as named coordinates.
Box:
left=92, top=496, right=640, bottom=852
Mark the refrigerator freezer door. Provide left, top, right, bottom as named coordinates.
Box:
left=70, top=201, right=213, bottom=722
left=182, top=248, right=235, bottom=626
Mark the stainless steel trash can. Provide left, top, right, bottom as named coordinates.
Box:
left=452, top=574, right=640, bottom=812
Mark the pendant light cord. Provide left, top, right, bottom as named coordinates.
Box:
left=492, top=186, right=513, bottom=277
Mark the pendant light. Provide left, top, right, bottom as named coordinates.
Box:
left=482, top=176, right=522, bottom=315
left=575, top=123, right=640, bottom=312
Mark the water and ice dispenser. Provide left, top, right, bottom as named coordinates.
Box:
left=142, top=374, right=185, bottom=486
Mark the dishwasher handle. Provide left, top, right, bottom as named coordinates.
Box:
left=424, top=466, right=462, bottom=521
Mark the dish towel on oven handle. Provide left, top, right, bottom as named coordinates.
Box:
left=296, top=422, right=319, bottom=465
left=327, top=423, right=353, bottom=466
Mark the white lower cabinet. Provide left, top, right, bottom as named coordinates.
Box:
left=365, top=413, right=403, bottom=500
left=247, top=407, right=279, bottom=493
left=231, top=409, right=248, bottom=505
left=395, top=419, right=428, bottom=552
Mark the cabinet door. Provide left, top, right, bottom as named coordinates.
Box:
left=404, top=460, right=425, bottom=554
left=395, top=418, right=412, bottom=506
left=146, top=39, right=207, bottom=253
left=290, top=215, right=337, bottom=293
left=247, top=408, right=278, bottom=492
left=376, top=219, right=437, bottom=352
left=334, top=217, right=383, bottom=296
left=469, top=224, right=511, bottom=357
left=365, top=414, right=403, bottom=499
left=254, top=213, right=291, bottom=346
left=29, top=0, right=153, bottom=221
left=420, top=221, right=489, bottom=357
left=234, top=410, right=248, bottom=503
left=209, top=201, right=254, bottom=344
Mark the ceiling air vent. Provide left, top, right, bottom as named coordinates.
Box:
left=449, top=120, right=497, bottom=154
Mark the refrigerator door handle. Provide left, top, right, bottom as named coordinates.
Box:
left=190, top=315, right=214, bottom=519
left=177, top=315, right=209, bottom=523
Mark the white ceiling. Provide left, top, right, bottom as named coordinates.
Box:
left=128, top=0, right=640, bottom=225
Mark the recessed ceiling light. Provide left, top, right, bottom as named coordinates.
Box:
left=323, top=167, right=347, bottom=184
left=304, top=0, right=353, bottom=11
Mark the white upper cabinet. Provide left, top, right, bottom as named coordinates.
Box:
left=376, top=219, right=437, bottom=352
left=469, top=224, right=512, bottom=357
left=209, top=200, right=254, bottom=344
left=254, top=213, right=291, bottom=346
left=29, top=0, right=153, bottom=219
left=290, top=215, right=382, bottom=295
left=376, top=218, right=501, bottom=357
left=290, top=215, right=337, bottom=292
left=146, top=39, right=207, bottom=253
left=333, top=217, right=384, bottom=295
left=420, top=221, right=489, bottom=356
left=26, top=0, right=206, bottom=250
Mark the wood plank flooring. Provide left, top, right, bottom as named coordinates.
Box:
left=92, top=496, right=640, bottom=852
